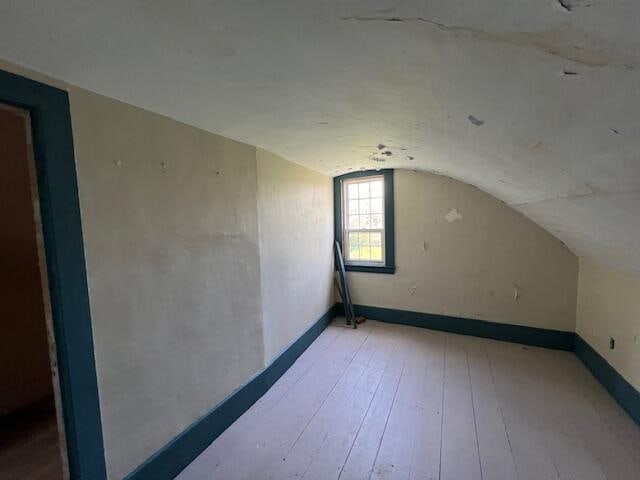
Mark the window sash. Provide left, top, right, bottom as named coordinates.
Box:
left=342, top=176, right=385, bottom=265
left=344, top=229, right=385, bottom=264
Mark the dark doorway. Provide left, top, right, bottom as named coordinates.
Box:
left=0, top=68, right=106, bottom=480
left=0, top=104, right=67, bottom=478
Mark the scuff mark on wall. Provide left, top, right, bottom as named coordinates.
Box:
left=445, top=207, right=463, bottom=222
left=528, top=139, right=544, bottom=152
left=558, top=0, right=573, bottom=12
left=513, top=284, right=522, bottom=300
left=468, top=114, right=485, bottom=126
left=556, top=0, right=591, bottom=12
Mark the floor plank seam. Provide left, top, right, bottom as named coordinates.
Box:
left=407, top=330, right=445, bottom=480
left=569, top=359, right=640, bottom=469
left=365, top=333, right=409, bottom=480
left=437, top=336, right=447, bottom=480
left=208, top=324, right=361, bottom=478
left=266, top=323, right=377, bottom=480
left=304, top=327, right=400, bottom=480
left=197, top=326, right=346, bottom=478
left=484, top=342, right=521, bottom=480
left=274, top=324, right=379, bottom=480
left=466, top=343, right=484, bottom=480
left=534, top=350, right=610, bottom=480
left=266, top=326, right=347, bottom=416
left=335, top=338, right=401, bottom=480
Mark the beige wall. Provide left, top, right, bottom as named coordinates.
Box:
left=256, top=149, right=334, bottom=363
left=348, top=170, right=579, bottom=331
left=577, top=260, right=640, bottom=391
left=71, top=89, right=265, bottom=479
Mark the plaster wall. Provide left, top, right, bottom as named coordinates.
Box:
left=0, top=60, right=266, bottom=479
left=347, top=170, right=579, bottom=331
left=577, top=259, right=640, bottom=391
left=256, top=148, right=334, bottom=363
left=72, top=89, right=266, bottom=479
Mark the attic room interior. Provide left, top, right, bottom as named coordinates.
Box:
left=0, top=1, right=639, bottom=479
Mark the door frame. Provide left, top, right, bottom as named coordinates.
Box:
left=0, top=68, right=107, bottom=479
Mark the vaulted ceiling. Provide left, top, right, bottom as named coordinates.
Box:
left=1, top=0, right=639, bottom=274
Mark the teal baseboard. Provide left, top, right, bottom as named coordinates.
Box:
left=127, top=302, right=640, bottom=480
left=574, top=335, right=640, bottom=426
left=337, top=303, right=575, bottom=351
left=125, top=305, right=336, bottom=480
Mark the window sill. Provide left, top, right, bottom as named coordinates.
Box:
left=344, top=264, right=396, bottom=274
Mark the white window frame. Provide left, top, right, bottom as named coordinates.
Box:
left=341, top=175, right=386, bottom=266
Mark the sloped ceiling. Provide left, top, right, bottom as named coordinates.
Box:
left=1, top=0, right=638, bottom=275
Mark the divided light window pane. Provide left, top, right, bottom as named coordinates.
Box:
left=343, top=176, right=384, bottom=264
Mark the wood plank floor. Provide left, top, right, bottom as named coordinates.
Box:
left=177, top=320, right=640, bottom=480
left=0, top=397, right=64, bottom=480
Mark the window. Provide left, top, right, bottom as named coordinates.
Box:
left=334, top=169, right=395, bottom=274
left=344, top=176, right=385, bottom=263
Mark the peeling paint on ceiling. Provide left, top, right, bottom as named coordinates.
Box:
left=0, top=0, right=638, bottom=275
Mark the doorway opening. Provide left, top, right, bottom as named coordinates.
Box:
left=0, top=104, right=69, bottom=479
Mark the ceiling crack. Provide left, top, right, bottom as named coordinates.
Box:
left=340, top=15, right=456, bottom=27
left=510, top=185, right=640, bottom=207
left=340, top=15, right=611, bottom=67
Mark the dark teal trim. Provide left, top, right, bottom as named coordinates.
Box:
left=334, top=169, right=395, bottom=274
left=336, top=303, right=575, bottom=351
left=575, top=335, right=640, bottom=426
left=126, top=305, right=337, bottom=480
left=343, top=265, right=396, bottom=274
left=0, top=69, right=107, bottom=479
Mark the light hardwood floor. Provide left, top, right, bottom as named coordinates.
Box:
left=177, top=319, right=640, bottom=480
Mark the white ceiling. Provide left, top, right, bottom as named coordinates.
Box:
left=1, top=0, right=639, bottom=275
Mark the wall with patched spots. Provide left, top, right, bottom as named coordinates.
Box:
left=346, top=169, right=579, bottom=331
